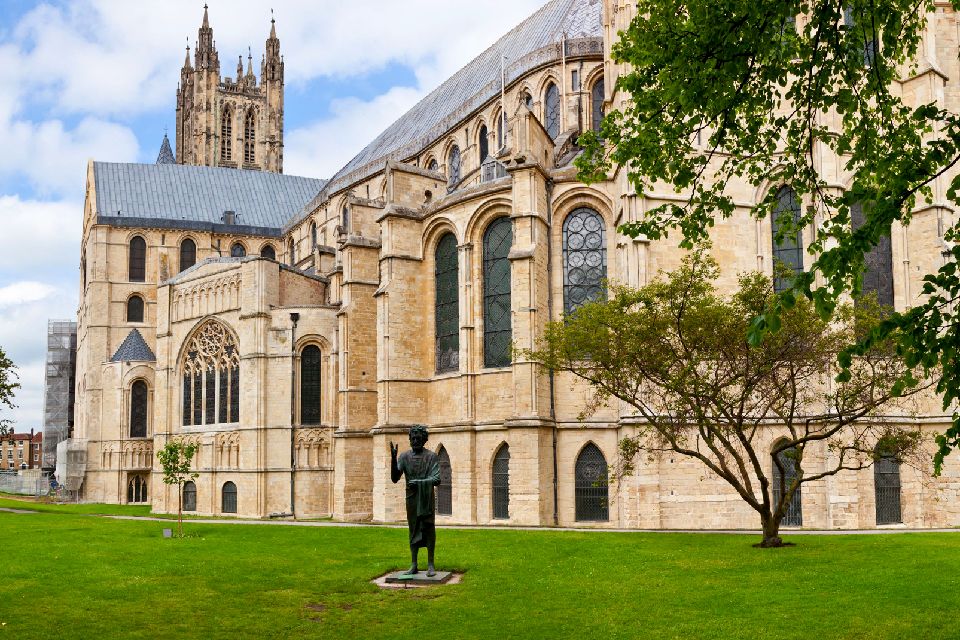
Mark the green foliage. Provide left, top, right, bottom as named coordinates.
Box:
left=0, top=346, right=20, bottom=432
left=156, top=440, right=199, bottom=537
left=525, top=252, right=931, bottom=545
left=577, top=0, right=960, bottom=472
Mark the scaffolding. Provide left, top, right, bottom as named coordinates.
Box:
left=42, top=320, right=77, bottom=470
left=55, top=438, right=87, bottom=496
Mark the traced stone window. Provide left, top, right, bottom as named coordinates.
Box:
left=222, top=481, right=237, bottom=513
left=434, top=233, right=460, bottom=373
left=261, top=244, right=276, bottom=260
left=562, top=208, right=607, bottom=315
left=483, top=217, right=513, bottom=368
left=129, top=236, right=146, bottom=282
left=181, top=320, right=241, bottom=427
left=544, top=82, right=560, bottom=140
left=771, top=186, right=803, bottom=293
left=436, top=446, right=452, bottom=516
left=875, top=453, right=902, bottom=525
left=300, top=345, right=322, bottom=425
left=220, top=106, right=233, bottom=162
left=183, top=480, right=197, bottom=512
left=129, top=380, right=148, bottom=438
left=479, top=125, right=489, bottom=162
left=492, top=443, right=510, bottom=519
left=448, top=145, right=461, bottom=186
left=127, top=295, right=144, bottom=323
left=591, top=78, right=605, bottom=133
left=180, top=238, right=197, bottom=272
left=575, top=443, right=609, bottom=521
left=127, top=475, right=148, bottom=503
left=851, top=202, right=894, bottom=307
left=311, top=223, right=318, bottom=251
left=230, top=242, right=246, bottom=258
left=772, top=443, right=802, bottom=526
left=243, top=109, right=256, bottom=165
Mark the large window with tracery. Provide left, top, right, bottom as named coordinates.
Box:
left=544, top=82, right=560, bottom=140
left=483, top=217, right=513, bottom=368
left=562, top=208, right=607, bottom=315
left=181, top=321, right=240, bottom=427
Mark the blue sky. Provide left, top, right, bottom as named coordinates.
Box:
left=0, top=0, right=546, bottom=430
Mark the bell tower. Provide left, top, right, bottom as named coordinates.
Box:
left=174, top=5, right=284, bottom=173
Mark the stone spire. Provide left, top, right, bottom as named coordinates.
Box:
left=263, top=10, right=282, bottom=83
left=195, top=3, right=219, bottom=70
left=156, top=133, right=176, bottom=164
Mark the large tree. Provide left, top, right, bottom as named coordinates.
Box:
left=526, top=254, right=932, bottom=546
left=577, top=1, right=960, bottom=471
left=0, top=346, right=20, bottom=435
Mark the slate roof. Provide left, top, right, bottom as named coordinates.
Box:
left=304, top=0, right=602, bottom=215
left=110, top=329, right=157, bottom=362
left=94, top=162, right=327, bottom=234
left=156, top=134, right=176, bottom=164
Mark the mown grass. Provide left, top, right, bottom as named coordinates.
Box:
left=1, top=507, right=958, bottom=640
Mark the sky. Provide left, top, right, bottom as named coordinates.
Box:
left=0, top=0, right=547, bottom=431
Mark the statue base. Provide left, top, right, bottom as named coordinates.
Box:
left=383, top=570, right=454, bottom=586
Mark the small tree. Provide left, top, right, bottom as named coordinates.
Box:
left=0, top=346, right=20, bottom=434
left=157, top=440, right=199, bottom=538
left=526, top=253, right=934, bottom=547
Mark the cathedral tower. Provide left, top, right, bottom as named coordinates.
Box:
left=175, top=5, right=284, bottom=173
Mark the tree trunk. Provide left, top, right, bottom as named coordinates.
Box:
left=759, top=513, right=785, bottom=548
left=177, top=484, right=183, bottom=538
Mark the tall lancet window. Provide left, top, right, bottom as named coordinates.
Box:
left=220, top=106, right=233, bottom=162
left=435, top=233, right=460, bottom=373
left=544, top=82, right=560, bottom=140
left=181, top=320, right=241, bottom=427
left=243, top=109, right=256, bottom=165
left=771, top=186, right=803, bottom=293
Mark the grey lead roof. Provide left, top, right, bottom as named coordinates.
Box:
left=94, top=162, right=326, bottom=231
left=316, top=0, right=601, bottom=200
left=110, top=329, right=157, bottom=362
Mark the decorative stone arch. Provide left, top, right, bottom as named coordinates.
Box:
left=551, top=189, right=616, bottom=265
left=229, top=240, right=247, bottom=258
left=464, top=198, right=513, bottom=244
left=421, top=217, right=461, bottom=261
left=439, top=137, right=462, bottom=177
left=295, top=429, right=330, bottom=468
left=424, top=154, right=440, bottom=173
left=517, top=83, right=535, bottom=112
left=259, top=242, right=276, bottom=260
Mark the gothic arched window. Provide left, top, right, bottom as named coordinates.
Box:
left=129, top=236, right=146, bottom=282
left=544, top=82, right=560, bottom=140
left=230, top=242, right=246, bottom=258
left=591, top=78, right=605, bottom=132
left=771, top=186, right=804, bottom=293
left=875, top=453, right=902, bottom=524
left=127, top=295, right=144, bottom=323
left=575, top=443, right=609, bottom=521
left=288, top=239, right=296, bottom=265
left=222, top=481, right=237, bottom=513
left=181, top=320, right=240, bottom=427
left=127, top=475, right=148, bottom=503
left=434, top=233, right=459, bottom=373
left=428, top=158, right=439, bottom=172
left=436, top=446, right=452, bottom=516
left=300, top=345, right=322, bottom=425
left=772, top=442, right=802, bottom=526
left=479, top=125, right=489, bottom=162
left=483, top=217, right=513, bottom=368
left=180, top=238, right=197, bottom=272
left=562, top=208, right=607, bottom=315
left=261, top=244, right=276, bottom=260
left=496, top=110, right=505, bottom=149
left=523, top=92, right=533, bottom=110
left=492, top=443, right=510, bottom=519
left=183, top=480, right=197, bottom=512
left=220, top=106, right=233, bottom=162
left=342, top=206, right=350, bottom=231
left=130, top=380, right=148, bottom=438
left=243, top=109, right=256, bottom=165
left=310, top=223, right=318, bottom=251
left=448, top=145, right=461, bottom=185
left=851, top=202, right=894, bottom=307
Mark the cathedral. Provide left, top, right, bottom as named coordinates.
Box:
left=66, top=0, right=960, bottom=529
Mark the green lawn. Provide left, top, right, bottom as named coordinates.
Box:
left=1, top=505, right=958, bottom=639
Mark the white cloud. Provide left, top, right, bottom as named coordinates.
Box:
left=0, top=281, right=57, bottom=307
left=0, top=196, right=82, bottom=274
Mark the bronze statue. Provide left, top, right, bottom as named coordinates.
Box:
left=390, top=425, right=441, bottom=576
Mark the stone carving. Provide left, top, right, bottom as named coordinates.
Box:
left=295, top=429, right=330, bottom=469
left=173, top=274, right=241, bottom=321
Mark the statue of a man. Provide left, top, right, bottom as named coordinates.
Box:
left=390, top=425, right=441, bottom=576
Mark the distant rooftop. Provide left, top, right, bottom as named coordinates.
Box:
left=94, top=162, right=326, bottom=234
left=110, top=329, right=157, bottom=363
